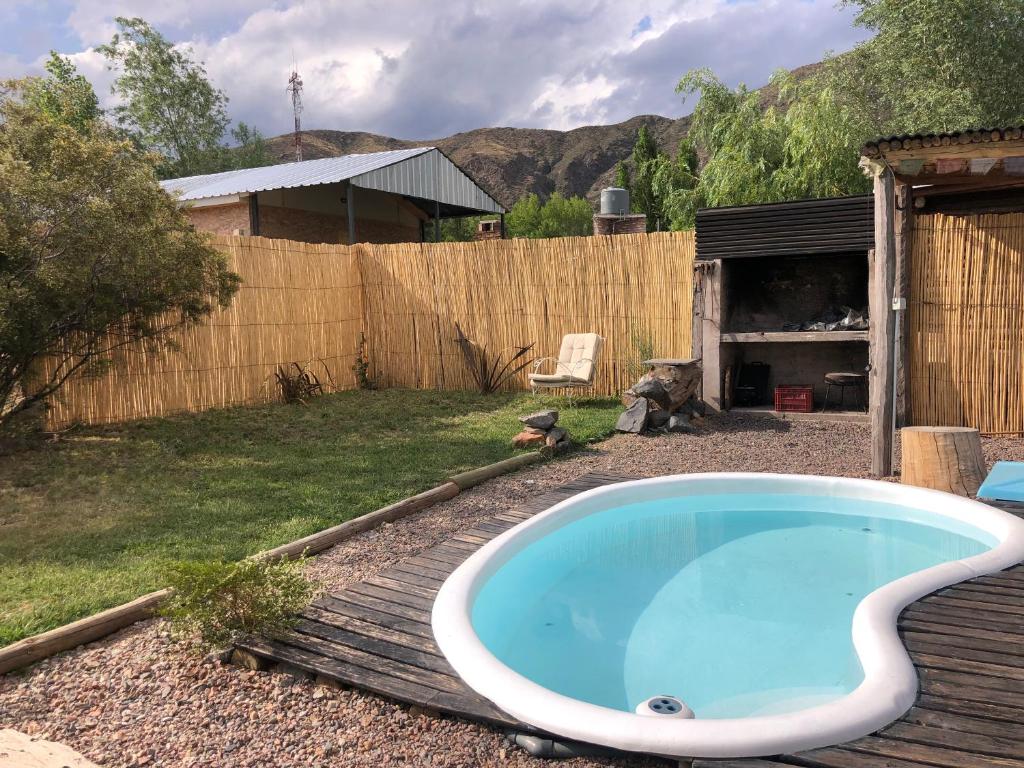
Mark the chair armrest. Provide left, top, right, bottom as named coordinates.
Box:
left=532, top=356, right=560, bottom=373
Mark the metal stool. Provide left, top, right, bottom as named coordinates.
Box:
left=822, top=372, right=867, bottom=412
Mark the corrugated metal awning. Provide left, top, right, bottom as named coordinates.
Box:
left=695, top=195, right=874, bottom=260
left=160, top=147, right=505, bottom=214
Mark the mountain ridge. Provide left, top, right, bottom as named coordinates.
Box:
left=264, top=62, right=822, bottom=209
left=265, top=114, right=690, bottom=208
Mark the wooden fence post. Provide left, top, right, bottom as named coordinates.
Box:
left=894, top=182, right=913, bottom=427
left=868, top=164, right=897, bottom=477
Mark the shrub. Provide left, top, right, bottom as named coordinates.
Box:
left=273, top=361, right=330, bottom=404
left=160, top=556, right=318, bottom=650
left=453, top=322, right=535, bottom=394
left=0, top=78, right=239, bottom=431
left=351, top=332, right=376, bottom=390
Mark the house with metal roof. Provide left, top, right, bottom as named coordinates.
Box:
left=160, top=147, right=506, bottom=245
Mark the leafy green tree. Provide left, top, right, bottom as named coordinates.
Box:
left=20, top=52, right=100, bottom=133
left=614, top=161, right=630, bottom=191
left=506, top=193, right=544, bottom=237
left=652, top=137, right=701, bottom=230
left=228, top=121, right=275, bottom=170
left=836, top=0, right=1024, bottom=135
left=678, top=68, right=790, bottom=209
left=506, top=192, right=592, bottom=238
left=98, top=17, right=230, bottom=178
left=677, top=0, right=1024, bottom=213
left=0, top=83, right=239, bottom=428
left=630, top=125, right=662, bottom=229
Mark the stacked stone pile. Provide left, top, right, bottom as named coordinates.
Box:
left=511, top=410, right=570, bottom=450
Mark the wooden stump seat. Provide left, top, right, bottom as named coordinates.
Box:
left=900, top=426, right=986, bottom=496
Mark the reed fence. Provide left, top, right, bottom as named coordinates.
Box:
left=359, top=232, right=695, bottom=395
left=908, top=212, right=1024, bottom=434
left=45, top=232, right=695, bottom=427
left=43, top=236, right=364, bottom=427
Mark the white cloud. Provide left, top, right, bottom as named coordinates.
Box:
left=4, top=0, right=870, bottom=138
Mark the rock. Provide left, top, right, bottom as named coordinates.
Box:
left=615, top=397, right=649, bottom=433
left=630, top=377, right=671, bottom=410
left=545, top=427, right=567, bottom=447
left=667, top=413, right=694, bottom=433
left=647, top=410, right=671, bottom=429
left=625, top=361, right=702, bottom=414
left=521, top=426, right=547, bottom=436
left=0, top=729, right=101, bottom=767
left=230, top=648, right=268, bottom=671
left=519, top=410, right=558, bottom=430
left=512, top=430, right=546, bottom=448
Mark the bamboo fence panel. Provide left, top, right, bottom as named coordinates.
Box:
left=46, top=231, right=696, bottom=426
left=44, top=236, right=365, bottom=428
left=908, top=212, right=1024, bottom=433
left=358, top=231, right=696, bottom=396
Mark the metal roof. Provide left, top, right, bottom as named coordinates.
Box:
left=696, top=195, right=874, bottom=260
left=160, top=147, right=505, bottom=213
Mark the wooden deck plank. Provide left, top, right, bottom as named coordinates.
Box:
left=240, top=471, right=1024, bottom=766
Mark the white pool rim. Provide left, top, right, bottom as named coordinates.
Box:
left=430, top=473, right=1024, bottom=758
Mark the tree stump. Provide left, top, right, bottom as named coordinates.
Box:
left=901, top=426, right=986, bottom=497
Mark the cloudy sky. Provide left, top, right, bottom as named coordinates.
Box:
left=0, top=1, right=870, bottom=140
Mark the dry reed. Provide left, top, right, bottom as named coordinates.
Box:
left=908, top=212, right=1024, bottom=433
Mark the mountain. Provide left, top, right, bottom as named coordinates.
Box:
left=264, top=63, right=823, bottom=209
left=265, top=115, right=691, bottom=209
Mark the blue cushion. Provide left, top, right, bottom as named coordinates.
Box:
left=977, top=461, right=1024, bottom=502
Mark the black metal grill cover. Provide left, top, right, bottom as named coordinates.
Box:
left=695, top=195, right=874, bottom=260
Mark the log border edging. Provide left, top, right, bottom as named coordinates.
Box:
left=0, top=450, right=546, bottom=674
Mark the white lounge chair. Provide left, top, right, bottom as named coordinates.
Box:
left=529, top=333, right=603, bottom=402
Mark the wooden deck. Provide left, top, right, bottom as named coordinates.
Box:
left=238, top=475, right=1024, bottom=766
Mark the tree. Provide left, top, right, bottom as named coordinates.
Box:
left=614, top=161, right=630, bottom=191
left=97, top=17, right=230, bottom=178
left=21, top=52, right=100, bottom=134
left=836, top=0, right=1024, bottom=135
left=652, top=137, right=701, bottom=230
left=506, top=193, right=543, bottom=237
left=229, top=122, right=275, bottom=170
left=630, top=125, right=662, bottom=229
left=505, top=192, right=592, bottom=238
left=675, top=0, right=1024, bottom=213
left=0, top=83, right=239, bottom=428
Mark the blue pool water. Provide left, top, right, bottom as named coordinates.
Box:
left=471, top=493, right=994, bottom=719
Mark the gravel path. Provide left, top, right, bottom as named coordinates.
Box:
left=2, top=412, right=1021, bottom=768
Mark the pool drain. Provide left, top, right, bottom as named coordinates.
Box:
left=636, top=695, right=694, bottom=719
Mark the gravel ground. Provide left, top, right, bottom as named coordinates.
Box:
left=3, top=412, right=1022, bottom=768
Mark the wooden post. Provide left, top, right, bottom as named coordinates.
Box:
left=901, top=426, right=986, bottom=496
left=434, top=200, right=441, bottom=242
left=868, top=163, right=897, bottom=476
left=691, top=262, right=705, bottom=402
left=699, top=260, right=724, bottom=410
left=247, top=193, right=260, bottom=236
left=894, top=182, right=913, bottom=427
left=347, top=183, right=357, bottom=245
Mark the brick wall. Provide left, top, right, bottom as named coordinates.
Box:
left=259, top=205, right=347, bottom=244
left=593, top=213, right=647, bottom=235
left=185, top=202, right=250, bottom=235
left=185, top=203, right=423, bottom=244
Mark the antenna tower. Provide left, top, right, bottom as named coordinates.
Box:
left=287, top=67, right=304, bottom=162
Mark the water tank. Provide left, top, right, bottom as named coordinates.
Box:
left=600, top=187, right=630, bottom=215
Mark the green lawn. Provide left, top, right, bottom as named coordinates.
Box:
left=0, top=389, right=620, bottom=645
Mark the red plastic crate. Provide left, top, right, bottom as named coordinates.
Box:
left=774, top=385, right=814, bottom=413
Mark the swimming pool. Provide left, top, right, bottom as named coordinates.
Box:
left=431, top=474, right=1024, bottom=758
